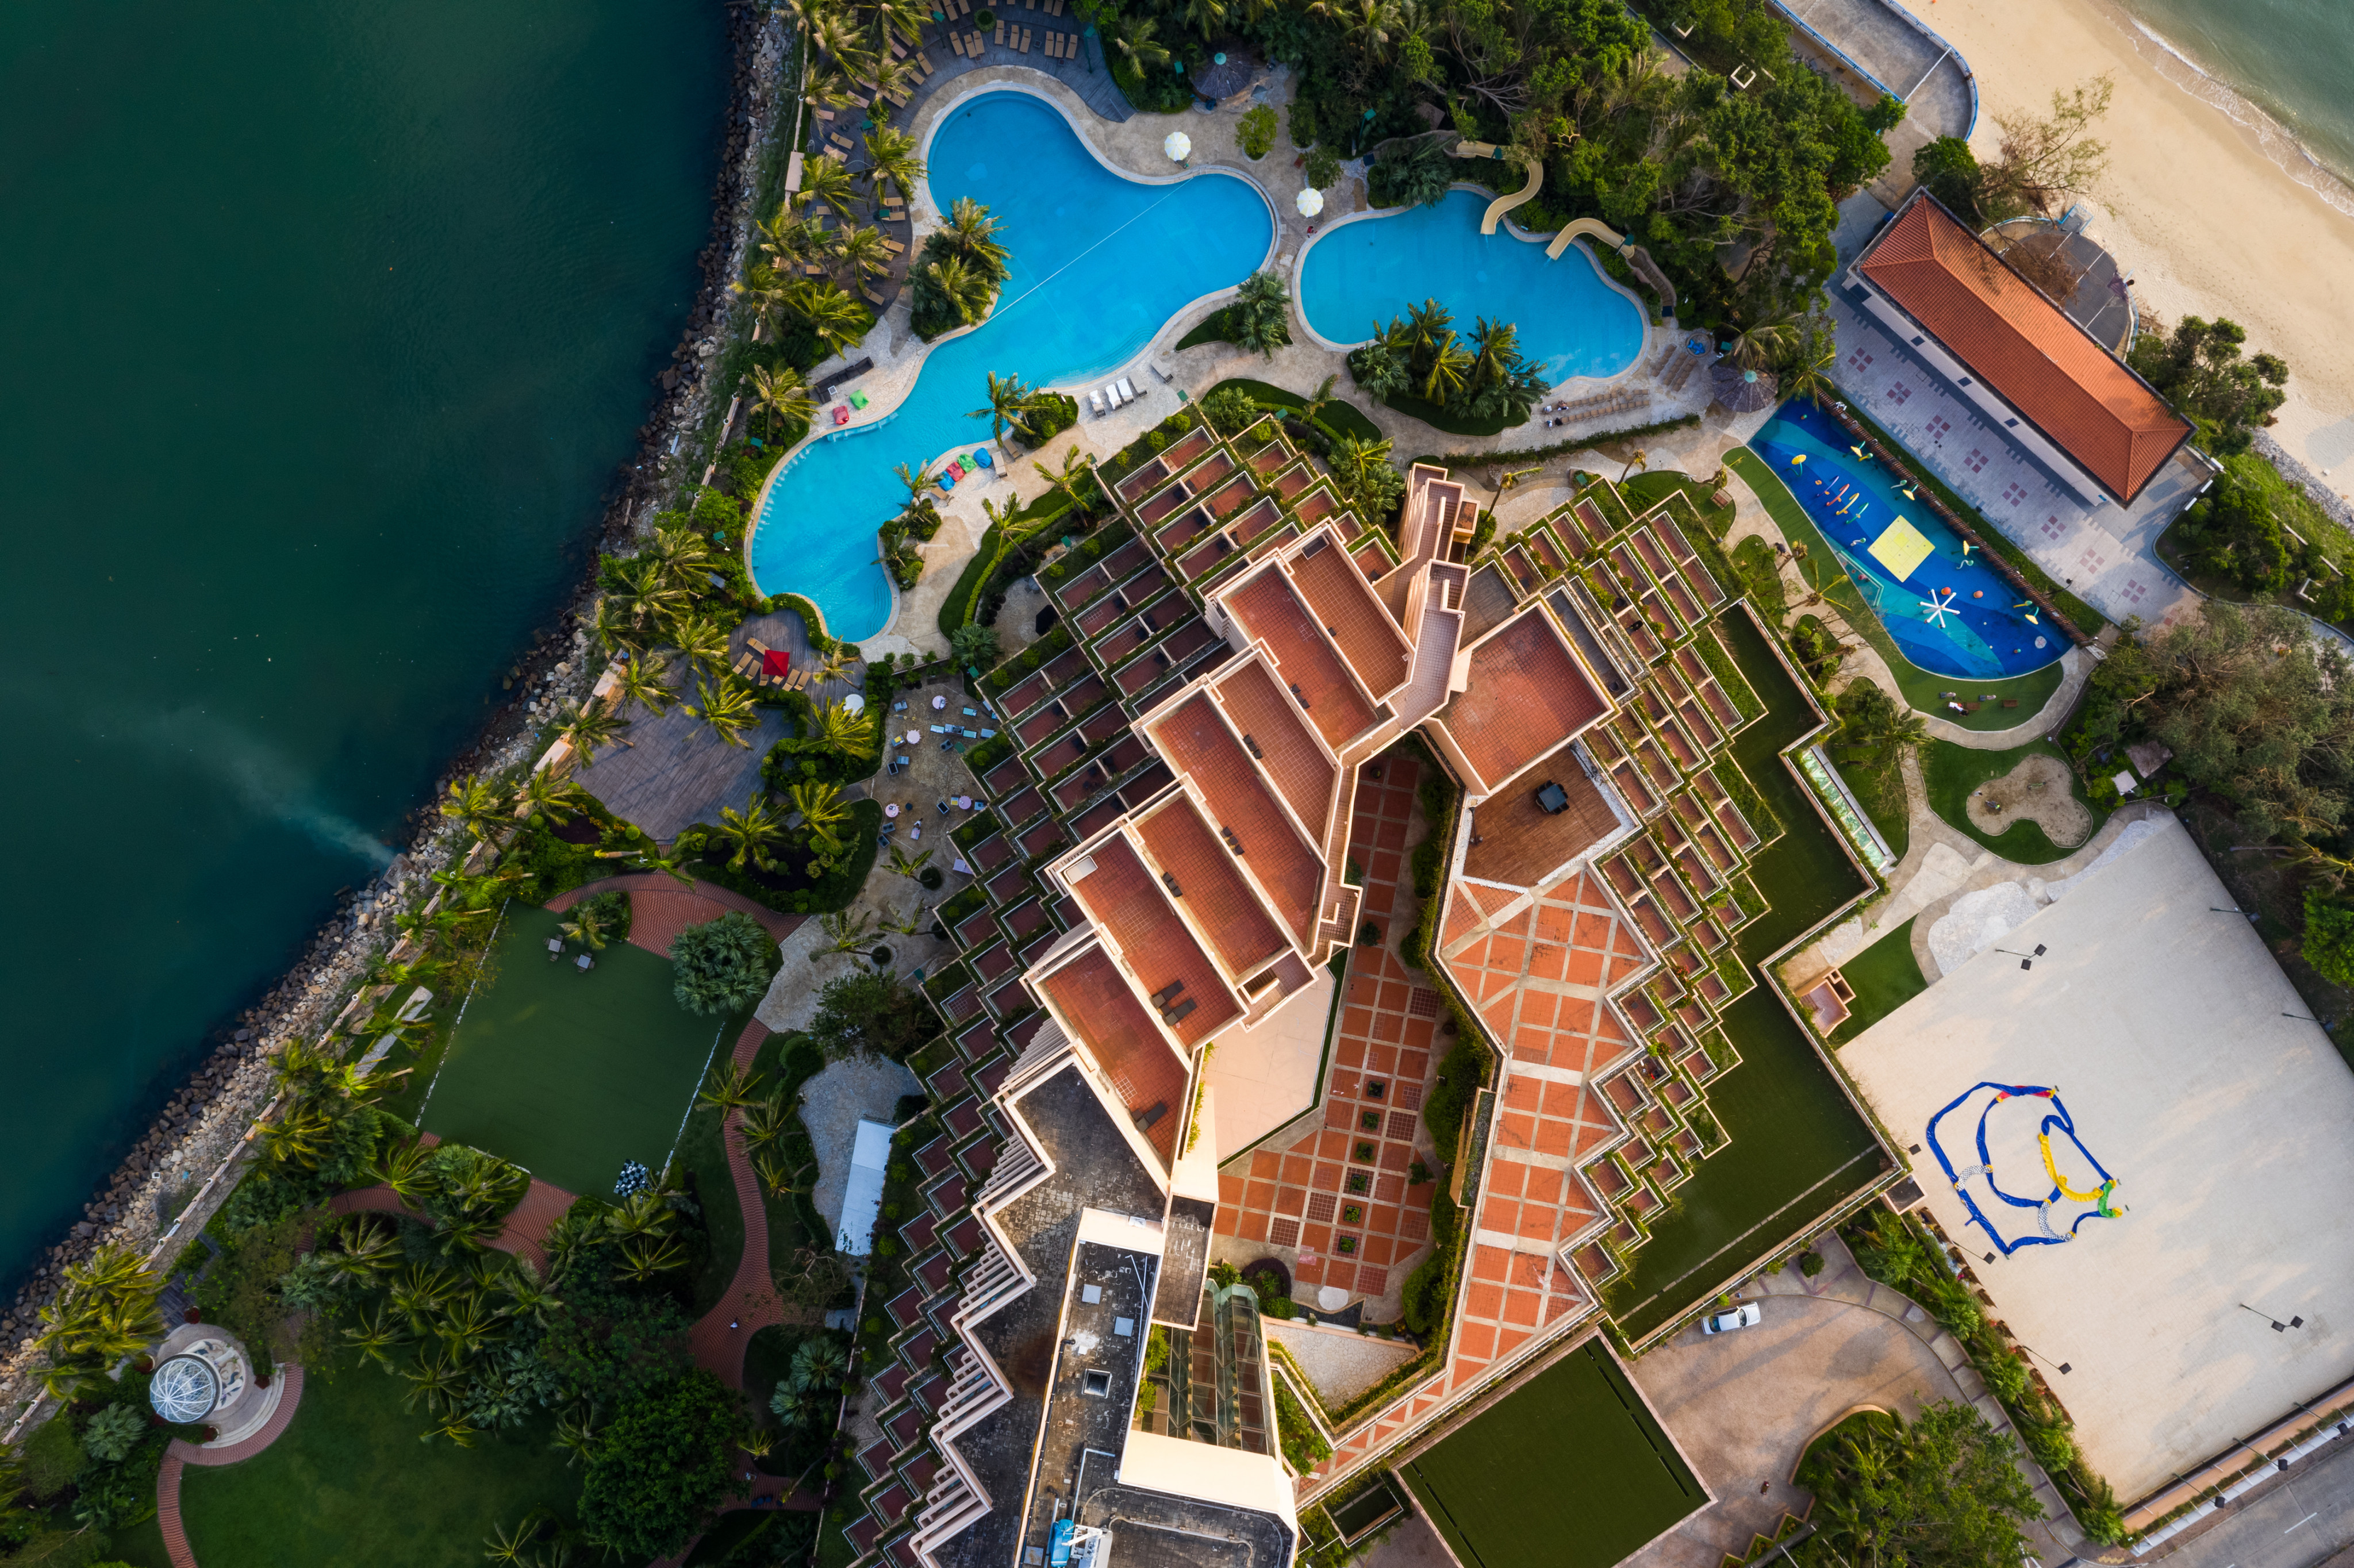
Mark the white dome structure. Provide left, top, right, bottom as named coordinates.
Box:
left=151, top=1353, right=222, bottom=1423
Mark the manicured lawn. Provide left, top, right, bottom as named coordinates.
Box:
left=1205, top=376, right=1385, bottom=443
left=1829, top=918, right=1927, bottom=1046
left=1724, top=448, right=2069, bottom=732
left=1921, top=737, right=2106, bottom=866
left=178, top=1356, right=580, bottom=1568
left=420, top=904, right=739, bottom=1198
left=1604, top=611, right=1885, bottom=1340
left=1400, top=1340, right=1704, bottom=1568
left=1619, top=469, right=1735, bottom=537
left=1829, top=744, right=1909, bottom=865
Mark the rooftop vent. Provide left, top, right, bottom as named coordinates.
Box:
left=1241, top=733, right=1264, bottom=759
left=1081, top=1369, right=1112, bottom=1397
left=1161, top=871, right=1183, bottom=898
left=1300, top=534, right=1330, bottom=559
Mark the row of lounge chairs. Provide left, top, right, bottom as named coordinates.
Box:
left=1541, top=385, right=1650, bottom=428
left=1089, top=378, right=1139, bottom=416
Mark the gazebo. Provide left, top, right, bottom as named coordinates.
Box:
left=1191, top=43, right=1258, bottom=104
left=1710, top=362, right=1779, bottom=413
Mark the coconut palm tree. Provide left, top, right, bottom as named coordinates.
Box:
left=755, top=1149, right=812, bottom=1202
left=819, top=908, right=876, bottom=955
left=794, top=151, right=861, bottom=224
left=731, top=263, right=791, bottom=342
left=616, top=1235, right=689, bottom=1282
left=887, top=843, right=934, bottom=879
left=787, top=278, right=871, bottom=357
left=834, top=224, right=892, bottom=290
left=811, top=697, right=878, bottom=758
left=972, top=370, right=1039, bottom=449
left=440, top=774, right=505, bottom=843
left=869, top=0, right=930, bottom=49
left=713, top=791, right=790, bottom=874
left=595, top=844, right=697, bottom=889
left=666, top=612, right=730, bottom=679
left=894, top=459, right=942, bottom=505
left=1298, top=373, right=1343, bottom=432
left=1726, top=307, right=1802, bottom=371
left=1421, top=333, right=1473, bottom=403
left=1618, top=448, right=1649, bottom=483
left=1032, top=447, right=1097, bottom=513
left=940, top=197, right=1010, bottom=274
left=556, top=698, right=631, bottom=762
left=808, top=642, right=859, bottom=687
left=1780, top=326, right=1838, bottom=406
left=789, top=779, right=852, bottom=871
left=744, top=363, right=815, bottom=444
left=739, top=1093, right=794, bottom=1149
left=863, top=125, right=927, bottom=205
left=558, top=901, right=613, bottom=952
left=587, top=595, right=644, bottom=658
left=605, top=551, right=692, bottom=635
left=921, top=255, right=993, bottom=329
left=686, top=674, right=762, bottom=748
left=33, top=1247, right=164, bottom=1400
left=805, top=10, right=876, bottom=80
left=609, top=652, right=675, bottom=717
left=1104, top=11, right=1172, bottom=72
left=1466, top=317, right=1520, bottom=390
left=512, top=767, right=590, bottom=825
left=698, top=1058, right=766, bottom=1112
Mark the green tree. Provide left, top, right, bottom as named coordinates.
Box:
left=950, top=621, right=1000, bottom=671
left=2302, top=890, right=2354, bottom=987
left=1237, top=102, right=1278, bottom=159
left=743, top=363, right=815, bottom=443
left=1201, top=384, right=1261, bottom=435
left=670, top=910, right=778, bottom=1016
left=1913, top=137, right=1982, bottom=224
left=578, top=1372, right=746, bottom=1561
left=2129, top=316, right=2290, bottom=456
left=1368, top=136, right=1451, bottom=209
left=808, top=969, right=939, bottom=1060
left=972, top=370, right=1040, bottom=448
left=1228, top=270, right=1293, bottom=359
left=1794, top=1403, right=2042, bottom=1568
left=713, top=791, right=790, bottom=874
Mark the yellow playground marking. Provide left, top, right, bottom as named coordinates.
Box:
left=1867, top=516, right=1936, bottom=582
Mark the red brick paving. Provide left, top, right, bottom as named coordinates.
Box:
left=156, top=1366, right=310, bottom=1566
left=548, top=874, right=801, bottom=959
left=686, top=1019, right=787, bottom=1390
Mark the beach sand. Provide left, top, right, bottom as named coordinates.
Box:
left=1917, top=0, right=2354, bottom=479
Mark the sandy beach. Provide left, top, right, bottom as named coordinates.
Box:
left=1917, top=0, right=2354, bottom=480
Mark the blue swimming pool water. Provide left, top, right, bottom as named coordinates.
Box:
left=748, top=91, right=1273, bottom=640
left=1750, top=399, right=2063, bottom=681
left=1296, top=190, right=1646, bottom=383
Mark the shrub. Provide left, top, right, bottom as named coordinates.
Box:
left=1304, top=145, right=1342, bottom=190
left=1288, top=97, right=1316, bottom=148
left=79, top=1402, right=147, bottom=1465
left=2302, top=890, right=2354, bottom=987
left=1238, top=103, right=1278, bottom=159
left=670, top=911, right=781, bottom=1016
left=1201, top=383, right=1259, bottom=435
left=578, top=1371, right=747, bottom=1561
left=1798, top=1250, right=1825, bottom=1277
left=808, top=970, right=940, bottom=1060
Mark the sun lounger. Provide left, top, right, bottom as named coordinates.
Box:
left=865, top=287, right=887, bottom=305
left=1116, top=376, right=1137, bottom=402
left=1089, top=390, right=1106, bottom=415
left=1044, top=30, right=1059, bottom=55
left=916, top=49, right=934, bottom=74
left=948, top=29, right=965, bottom=55
left=882, top=237, right=905, bottom=253
left=970, top=29, right=985, bottom=52
left=993, top=20, right=1005, bottom=44
left=1017, top=25, right=1031, bottom=49
left=1102, top=383, right=1122, bottom=408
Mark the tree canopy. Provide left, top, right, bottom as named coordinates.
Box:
left=670, top=910, right=781, bottom=1016
left=809, top=969, right=939, bottom=1060
left=2129, top=315, right=2289, bottom=456
left=578, top=1371, right=746, bottom=1561
left=1794, top=1402, right=2042, bottom=1568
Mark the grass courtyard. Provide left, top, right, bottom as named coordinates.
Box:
left=418, top=904, right=740, bottom=1200
left=175, top=1356, right=580, bottom=1568
left=1921, top=737, right=2106, bottom=866
left=1827, top=918, right=1927, bottom=1047
left=1400, top=1340, right=1704, bottom=1568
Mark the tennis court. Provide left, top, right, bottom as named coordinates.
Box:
left=420, top=904, right=732, bottom=1199
left=1400, top=1340, right=1706, bottom=1568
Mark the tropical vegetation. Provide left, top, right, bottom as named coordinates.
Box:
left=1347, top=299, right=1549, bottom=429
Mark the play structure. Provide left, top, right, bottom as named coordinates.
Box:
left=1926, top=1082, right=2122, bottom=1254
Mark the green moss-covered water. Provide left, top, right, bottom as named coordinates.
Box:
left=0, top=1, right=724, bottom=1283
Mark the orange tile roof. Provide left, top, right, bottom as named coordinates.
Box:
left=1289, top=540, right=1413, bottom=699
left=1067, top=835, right=1236, bottom=1050
left=1224, top=567, right=1378, bottom=749
left=1038, top=944, right=1191, bottom=1167
left=1440, top=610, right=1608, bottom=790
left=1148, top=695, right=1323, bottom=945
left=1856, top=193, right=2191, bottom=501
left=1134, top=795, right=1289, bottom=979
left=1214, top=659, right=1335, bottom=831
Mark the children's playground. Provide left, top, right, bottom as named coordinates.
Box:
left=1837, top=817, right=2354, bottom=1500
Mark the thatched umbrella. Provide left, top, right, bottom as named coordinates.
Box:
left=1193, top=44, right=1257, bottom=102
left=1711, top=363, right=1778, bottom=413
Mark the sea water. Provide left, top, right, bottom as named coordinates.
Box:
left=0, top=0, right=723, bottom=1286
left=2114, top=0, right=2354, bottom=210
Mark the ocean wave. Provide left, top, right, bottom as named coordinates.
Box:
left=2110, top=5, right=2354, bottom=221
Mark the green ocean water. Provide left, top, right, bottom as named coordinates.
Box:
left=2115, top=0, right=2354, bottom=193
left=0, top=2, right=723, bottom=1283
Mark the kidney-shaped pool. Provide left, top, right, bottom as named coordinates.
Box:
left=1297, top=189, right=1646, bottom=383
left=747, top=91, right=1273, bottom=641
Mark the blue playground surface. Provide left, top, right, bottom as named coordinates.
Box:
left=1926, top=1082, right=2122, bottom=1255
left=1750, top=400, right=2063, bottom=681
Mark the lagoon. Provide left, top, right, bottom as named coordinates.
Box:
left=747, top=91, right=1273, bottom=641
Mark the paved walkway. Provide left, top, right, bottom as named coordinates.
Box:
left=547, top=874, right=802, bottom=958
left=156, top=1365, right=308, bottom=1568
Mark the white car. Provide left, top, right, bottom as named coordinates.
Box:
left=1702, top=1302, right=1762, bottom=1335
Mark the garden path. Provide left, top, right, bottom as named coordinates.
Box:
left=547, top=874, right=803, bottom=958
left=155, top=1365, right=307, bottom=1567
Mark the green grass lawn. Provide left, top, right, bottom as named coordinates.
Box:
left=1827, top=918, right=1927, bottom=1046
left=1921, top=738, right=2106, bottom=866
left=1723, top=448, right=2070, bottom=732
left=1400, top=1341, right=1703, bottom=1568
left=420, top=904, right=739, bottom=1199
left=1603, top=612, right=1885, bottom=1341
left=1205, top=376, right=1385, bottom=443
left=176, top=1356, right=581, bottom=1568
left=1829, top=745, right=1910, bottom=865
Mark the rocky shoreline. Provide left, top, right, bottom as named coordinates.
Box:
left=0, top=3, right=793, bottom=1435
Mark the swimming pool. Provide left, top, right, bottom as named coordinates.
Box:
left=1296, top=189, right=1646, bottom=383
left=1750, top=399, right=2062, bottom=681
left=747, top=91, right=1273, bottom=641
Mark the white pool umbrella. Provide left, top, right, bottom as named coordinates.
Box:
left=1164, top=131, right=1191, bottom=163
left=1295, top=187, right=1324, bottom=217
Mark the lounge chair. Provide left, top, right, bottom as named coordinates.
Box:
left=1089, top=390, right=1106, bottom=415
left=1116, top=376, right=1137, bottom=401
left=1020, top=26, right=1032, bottom=50
left=1103, top=383, right=1122, bottom=408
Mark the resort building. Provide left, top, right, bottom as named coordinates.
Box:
left=1845, top=189, right=2192, bottom=508
left=835, top=412, right=1892, bottom=1568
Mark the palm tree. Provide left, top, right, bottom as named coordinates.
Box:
left=744, top=363, right=815, bottom=443
left=921, top=255, right=993, bottom=329
left=789, top=779, right=852, bottom=872
left=805, top=10, right=876, bottom=80
left=559, top=901, right=613, bottom=951
left=1103, top=14, right=1172, bottom=74
left=485, top=1519, right=535, bottom=1567
left=893, top=459, right=943, bottom=509
left=608, top=1185, right=681, bottom=1240
left=731, top=264, right=790, bottom=342
left=1618, top=448, right=1649, bottom=483
left=556, top=698, right=631, bottom=762
left=699, top=1058, right=766, bottom=1112
left=1298, top=373, right=1343, bottom=431
left=973, top=370, right=1039, bottom=449
left=1337, top=0, right=1401, bottom=61
left=1032, top=447, right=1097, bottom=513
left=605, top=552, right=691, bottom=635
left=864, top=125, right=927, bottom=205
left=786, top=278, right=871, bottom=356
left=616, top=1235, right=689, bottom=1283
left=755, top=1149, right=811, bottom=1201
left=820, top=908, right=877, bottom=955
left=1421, top=334, right=1473, bottom=403
left=939, top=197, right=1009, bottom=275
left=368, top=1136, right=435, bottom=1204
left=834, top=224, right=892, bottom=289
left=812, top=697, right=878, bottom=758
left=587, top=595, right=644, bottom=658
left=1180, top=0, right=1227, bottom=40
left=714, top=791, right=790, bottom=874
left=668, top=612, right=731, bottom=677
left=1466, top=317, right=1520, bottom=390
left=512, top=767, right=590, bottom=826
left=887, top=843, right=934, bottom=879
left=1403, top=297, right=1454, bottom=364
left=739, top=1093, right=794, bottom=1149
left=400, top=1346, right=467, bottom=1416
left=609, top=652, right=675, bottom=717
left=500, top=1258, right=563, bottom=1327
left=793, top=151, right=860, bottom=224
left=552, top=1408, right=599, bottom=1468
left=440, top=774, right=505, bottom=843
left=1781, top=327, right=1838, bottom=406
left=343, top=1303, right=410, bottom=1373
left=1726, top=308, right=1801, bottom=371
left=686, top=674, right=762, bottom=748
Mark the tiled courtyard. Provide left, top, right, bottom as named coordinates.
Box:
left=1214, top=755, right=1442, bottom=1316
left=1825, top=286, right=2207, bottom=634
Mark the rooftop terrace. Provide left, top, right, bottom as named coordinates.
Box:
left=1438, top=609, right=1609, bottom=793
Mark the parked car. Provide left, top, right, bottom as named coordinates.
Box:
left=1702, top=1302, right=1762, bottom=1335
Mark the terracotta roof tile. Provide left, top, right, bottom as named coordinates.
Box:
left=1213, top=659, right=1335, bottom=831
left=1037, top=944, right=1190, bottom=1166
left=1289, top=538, right=1414, bottom=698
left=1440, top=609, right=1608, bottom=790
left=1224, top=567, right=1378, bottom=748
left=1134, top=796, right=1289, bottom=979
left=1067, top=835, right=1236, bottom=1049
left=1856, top=193, right=2191, bottom=501
left=1148, top=695, right=1323, bottom=944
